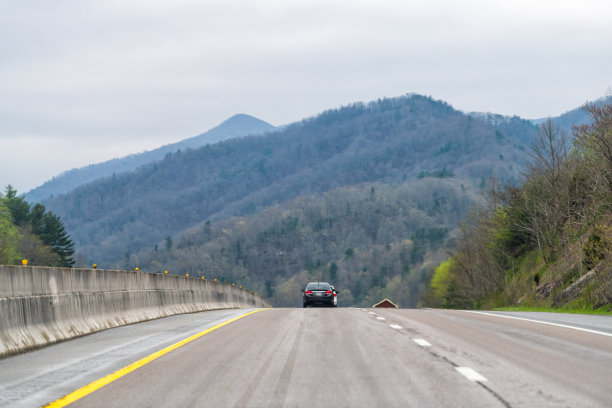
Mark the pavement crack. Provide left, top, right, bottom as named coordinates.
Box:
left=426, top=350, right=512, bottom=408
left=478, top=381, right=513, bottom=408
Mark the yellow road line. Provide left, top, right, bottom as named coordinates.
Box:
left=44, top=308, right=270, bottom=408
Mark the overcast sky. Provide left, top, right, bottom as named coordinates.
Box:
left=1, top=0, right=611, bottom=194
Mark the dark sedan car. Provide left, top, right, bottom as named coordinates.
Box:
left=302, top=282, right=338, bottom=308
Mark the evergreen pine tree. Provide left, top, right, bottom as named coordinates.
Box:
left=4, top=185, right=31, bottom=226
left=41, top=212, right=75, bottom=267
left=2, top=185, right=76, bottom=267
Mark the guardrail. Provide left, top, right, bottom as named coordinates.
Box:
left=0, top=265, right=269, bottom=357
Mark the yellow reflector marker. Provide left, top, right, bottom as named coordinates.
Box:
left=44, top=308, right=270, bottom=407
left=164, top=270, right=168, bottom=274
left=22, top=259, right=28, bottom=265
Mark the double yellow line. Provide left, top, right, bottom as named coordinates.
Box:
left=45, top=308, right=269, bottom=407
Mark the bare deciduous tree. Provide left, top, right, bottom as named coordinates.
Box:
left=517, top=119, right=571, bottom=258
left=573, top=101, right=612, bottom=189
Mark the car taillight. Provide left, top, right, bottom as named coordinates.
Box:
left=326, top=290, right=332, bottom=294
left=333, top=292, right=337, bottom=296
left=305, top=290, right=312, bottom=295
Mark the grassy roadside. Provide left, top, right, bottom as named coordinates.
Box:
left=493, top=306, right=612, bottom=316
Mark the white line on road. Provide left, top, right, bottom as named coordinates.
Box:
left=376, top=317, right=386, bottom=321
left=368, top=312, right=376, bottom=315
left=390, top=324, right=402, bottom=330
left=463, top=311, right=612, bottom=338
left=455, top=367, right=488, bottom=382
left=413, top=339, right=431, bottom=347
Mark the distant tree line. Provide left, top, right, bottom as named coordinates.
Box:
left=0, top=186, right=74, bottom=267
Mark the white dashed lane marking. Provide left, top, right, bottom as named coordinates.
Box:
left=455, top=367, right=488, bottom=382
left=363, top=313, right=492, bottom=390
left=413, top=339, right=431, bottom=347
left=357, top=309, right=493, bottom=392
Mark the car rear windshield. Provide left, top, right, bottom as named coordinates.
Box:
left=306, top=283, right=330, bottom=290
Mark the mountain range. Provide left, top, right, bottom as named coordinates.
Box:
left=29, top=93, right=604, bottom=306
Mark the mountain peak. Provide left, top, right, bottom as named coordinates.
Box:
left=222, top=113, right=267, bottom=124
left=179, top=114, right=276, bottom=148
left=210, top=114, right=276, bottom=137
left=25, top=114, right=276, bottom=203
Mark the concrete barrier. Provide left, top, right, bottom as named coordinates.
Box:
left=0, top=265, right=269, bottom=358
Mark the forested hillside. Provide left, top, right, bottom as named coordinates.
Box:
left=25, top=114, right=276, bottom=203
left=44, top=94, right=538, bottom=273
left=426, top=101, right=612, bottom=312
left=128, top=179, right=480, bottom=307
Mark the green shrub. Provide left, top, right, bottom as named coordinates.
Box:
left=430, top=258, right=454, bottom=301
left=583, top=225, right=609, bottom=270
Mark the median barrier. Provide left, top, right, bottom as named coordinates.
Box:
left=0, top=265, right=269, bottom=358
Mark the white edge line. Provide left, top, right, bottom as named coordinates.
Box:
left=456, top=367, right=487, bottom=382
left=390, top=324, right=402, bottom=330
left=462, top=311, right=612, bottom=338
left=376, top=317, right=386, bottom=321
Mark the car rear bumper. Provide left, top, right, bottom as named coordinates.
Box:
left=303, top=296, right=334, bottom=306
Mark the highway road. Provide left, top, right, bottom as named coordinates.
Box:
left=1, top=308, right=611, bottom=407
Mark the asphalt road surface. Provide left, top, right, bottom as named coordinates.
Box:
left=1, top=308, right=611, bottom=407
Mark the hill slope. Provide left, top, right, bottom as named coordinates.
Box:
left=44, top=94, right=538, bottom=267
left=425, top=99, right=612, bottom=312
left=132, top=179, right=481, bottom=307
left=25, top=114, right=276, bottom=203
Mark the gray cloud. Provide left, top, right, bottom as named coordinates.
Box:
left=1, top=0, right=611, bottom=192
